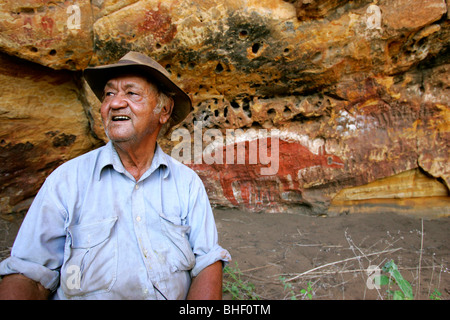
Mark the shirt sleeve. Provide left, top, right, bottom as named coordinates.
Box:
left=0, top=173, right=67, bottom=291
left=186, top=174, right=231, bottom=278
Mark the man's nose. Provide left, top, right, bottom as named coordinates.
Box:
left=109, top=93, right=128, bottom=109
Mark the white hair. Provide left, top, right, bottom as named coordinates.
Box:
left=154, top=90, right=175, bottom=138
left=154, top=90, right=173, bottom=115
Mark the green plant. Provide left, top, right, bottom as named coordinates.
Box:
left=279, top=276, right=297, bottom=300
left=279, top=277, right=313, bottom=300
left=429, top=288, right=442, bottom=300
left=300, top=282, right=313, bottom=300
left=223, top=262, right=260, bottom=300
left=377, top=260, right=413, bottom=300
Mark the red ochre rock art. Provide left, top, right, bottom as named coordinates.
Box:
left=187, top=136, right=344, bottom=212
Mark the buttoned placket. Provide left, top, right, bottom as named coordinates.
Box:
left=130, top=168, right=168, bottom=300
left=130, top=179, right=148, bottom=298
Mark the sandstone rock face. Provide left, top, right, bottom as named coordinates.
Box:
left=0, top=53, right=102, bottom=216
left=329, top=168, right=450, bottom=218
left=0, top=0, right=448, bottom=217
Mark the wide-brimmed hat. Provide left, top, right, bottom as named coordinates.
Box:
left=83, top=51, right=192, bottom=126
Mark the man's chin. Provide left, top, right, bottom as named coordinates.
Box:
left=105, top=131, right=134, bottom=144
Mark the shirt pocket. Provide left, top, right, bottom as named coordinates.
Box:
left=159, top=212, right=196, bottom=273
left=61, top=217, right=118, bottom=298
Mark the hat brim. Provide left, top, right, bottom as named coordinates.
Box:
left=83, top=62, right=192, bottom=127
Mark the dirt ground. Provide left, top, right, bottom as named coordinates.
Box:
left=215, top=208, right=450, bottom=300
left=1, top=209, right=449, bottom=300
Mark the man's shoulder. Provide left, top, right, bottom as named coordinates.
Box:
left=159, top=149, right=204, bottom=186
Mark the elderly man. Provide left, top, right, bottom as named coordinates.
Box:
left=0, top=51, right=231, bottom=300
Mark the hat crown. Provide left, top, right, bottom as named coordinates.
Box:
left=119, top=51, right=170, bottom=78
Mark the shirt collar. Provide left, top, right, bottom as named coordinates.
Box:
left=97, top=141, right=170, bottom=181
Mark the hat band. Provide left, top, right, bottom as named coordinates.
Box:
left=116, top=59, right=136, bottom=65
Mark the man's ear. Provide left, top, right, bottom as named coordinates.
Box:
left=159, top=96, right=174, bottom=124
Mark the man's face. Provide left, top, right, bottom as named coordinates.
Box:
left=100, top=74, right=161, bottom=144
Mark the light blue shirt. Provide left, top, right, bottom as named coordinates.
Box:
left=0, top=141, right=231, bottom=299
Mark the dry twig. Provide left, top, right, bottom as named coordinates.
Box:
left=285, top=247, right=402, bottom=282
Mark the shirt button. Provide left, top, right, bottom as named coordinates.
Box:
left=135, top=183, right=140, bottom=190
left=136, top=216, right=141, bottom=222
